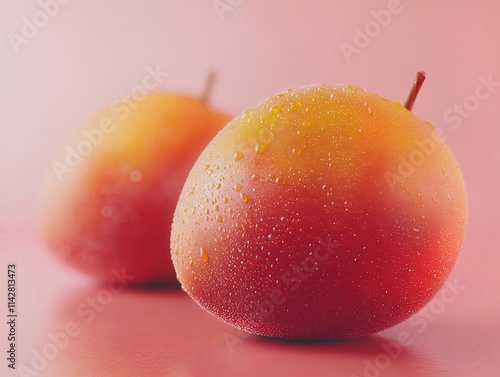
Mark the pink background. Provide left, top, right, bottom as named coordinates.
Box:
left=1, top=0, right=499, bottom=376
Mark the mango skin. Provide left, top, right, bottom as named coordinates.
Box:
left=41, top=94, right=231, bottom=284
left=171, top=85, right=467, bottom=339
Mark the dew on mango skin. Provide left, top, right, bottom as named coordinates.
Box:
left=171, top=83, right=467, bottom=341
left=255, top=142, right=267, bottom=155
left=297, top=130, right=306, bottom=138
left=276, top=176, right=286, bottom=186
left=288, top=99, right=302, bottom=112
left=271, top=105, right=282, bottom=114
left=200, top=247, right=209, bottom=263
left=234, top=183, right=242, bottom=192
left=240, top=193, right=249, bottom=203
left=234, top=151, right=244, bottom=161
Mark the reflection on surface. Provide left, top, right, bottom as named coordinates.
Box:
left=40, top=285, right=446, bottom=377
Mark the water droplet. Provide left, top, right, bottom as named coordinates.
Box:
left=240, top=193, right=249, bottom=203
left=297, top=130, right=306, bottom=138
left=130, top=170, right=142, bottom=182
left=234, top=151, right=244, bottom=161
left=330, top=93, right=335, bottom=99
left=251, top=174, right=259, bottom=181
left=234, top=183, right=242, bottom=191
left=200, top=248, right=209, bottom=263
left=303, top=120, right=311, bottom=128
left=270, top=123, right=282, bottom=132
left=255, top=142, right=267, bottom=154
left=271, top=105, right=282, bottom=114
left=216, top=183, right=222, bottom=189
left=413, top=227, right=420, bottom=232
left=289, top=99, right=302, bottom=112
left=275, top=176, right=286, bottom=185
left=367, top=108, right=373, bottom=114
left=216, top=215, right=223, bottom=222
left=292, top=148, right=302, bottom=155
left=214, top=205, right=220, bottom=211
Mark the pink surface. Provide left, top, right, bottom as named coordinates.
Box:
left=1, top=0, right=499, bottom=376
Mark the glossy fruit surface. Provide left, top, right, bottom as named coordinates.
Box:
left=42, top=94, right=230, bottom=284
left=171, top=84, right=467, bottom=338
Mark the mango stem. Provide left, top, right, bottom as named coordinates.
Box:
left=201, top=71, right=216, bottom=105
left=404, top=71, right=426, bottom=111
